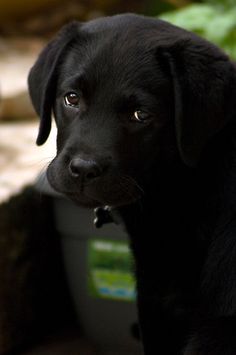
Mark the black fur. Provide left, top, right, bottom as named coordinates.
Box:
left=28, top=14, right=236, bottom=354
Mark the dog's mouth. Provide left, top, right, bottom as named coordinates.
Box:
left=47, top=166, right=143, bottom=208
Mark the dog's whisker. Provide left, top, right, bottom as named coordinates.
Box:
left=116, top=175, right=143, bottom=203
left=120, top=174, right=145, bottom=196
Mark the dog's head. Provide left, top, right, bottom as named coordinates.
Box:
left=28, top=14, right=236, bottom=207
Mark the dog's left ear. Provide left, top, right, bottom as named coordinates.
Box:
left=28, top=22, right=80, bottom=145
left=157, top=35, right=236, bottom=167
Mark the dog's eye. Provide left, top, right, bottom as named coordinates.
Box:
left=64, top=92, right=80, bottom=107
left=132, top=110, right=150, bottom=123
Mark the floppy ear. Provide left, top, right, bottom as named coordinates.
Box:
left=28, top=21, right=80, bottom=145
left=157, top=35, right=236, bottom=167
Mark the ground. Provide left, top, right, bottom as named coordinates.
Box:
left=0, top=121, right=56, bottom=203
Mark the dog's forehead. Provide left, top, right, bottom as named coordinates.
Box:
left=62, top=14, right=189, bottom=77
left=61, top=16, right=169, bottom=89
left=58, top=14, right=185, bottom=99
left=61, top=44, right=157, bottom=101
left=79, top=14, right=170, bottom=55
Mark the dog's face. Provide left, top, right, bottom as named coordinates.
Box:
left=49, top=24, right=175, bottom=207
left=28, top=14, right=236, bottom=208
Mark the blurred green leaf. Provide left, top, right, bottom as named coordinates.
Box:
left=206, top=0, right=236, bottom=10
left=146, top=0, right=176, bottom=16
left=160, top=4, right=216, bottom=31
left=159, top=2, right=236, bottom=60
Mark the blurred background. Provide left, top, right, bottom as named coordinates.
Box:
left=0, top=0, right=235, bottom=354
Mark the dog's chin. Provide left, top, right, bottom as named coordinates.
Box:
left=64, top=189, right=140, bottom=209
left=48, top=178, right=141, bottom=208
left=62, top=192, right=100, bottom=208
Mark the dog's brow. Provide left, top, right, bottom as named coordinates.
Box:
left=116, top=91, right=156, bottom=111
left=59, top=73, right=87, bottom=93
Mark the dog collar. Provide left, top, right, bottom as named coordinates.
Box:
left=93, top=205, right=120, bottom=228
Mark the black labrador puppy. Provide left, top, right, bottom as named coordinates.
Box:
left=28, top=14, right=236, bottom=355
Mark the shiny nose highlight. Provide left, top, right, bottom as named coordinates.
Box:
left=69, top=157, right=102, bottom=182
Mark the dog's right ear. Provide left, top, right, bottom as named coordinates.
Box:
left=156, top=34, right=236, bottom=167
left=28, top=22, right=80, bottom=145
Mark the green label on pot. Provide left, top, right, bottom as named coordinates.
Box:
left=88, top=239, right=136, bottom=302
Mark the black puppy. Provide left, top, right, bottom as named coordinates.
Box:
left=28, top=14, right=236, bottom=355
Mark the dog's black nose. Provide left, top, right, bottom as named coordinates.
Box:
left=69, top=157, right=102, bottom=182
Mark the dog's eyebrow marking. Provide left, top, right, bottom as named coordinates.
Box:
left=59, top=73, right=87, bottom=94
left=59, top=71, right=97, bottom=101
left=116, top=91, right=158, bottom=113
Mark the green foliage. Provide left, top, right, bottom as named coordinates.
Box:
left=159, top=1, right=236, bottom=60
left=146, top=0, right=176, bottom=16
left=206, top=0, right=236, bottom=9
